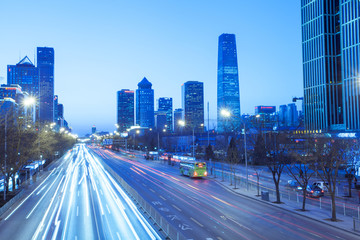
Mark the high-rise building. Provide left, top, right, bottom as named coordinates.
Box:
left=182, top=81, right=204, bottom=132
left=7, top=56, right=39, bottom=122
left=7, top=56, right=39, bottom=98
left=37, top=47, right=55, bottom=123
left=217, top=33, right=241, bottom=132
left=155, top=111, right=167, bottom=131
left=92, top=125, right=96, bottom=134
left=117, top=89, right=135, bottom=132
left=341, top=1, right=360, bottom=130
left=174, top=108, right=183, bottom=133
left=286, top=103, right=298, bottom=127
left=158, top=97, right=173, bottom=132
left=302, top=0, right=360, bottom=131
left=279, top=105, right=287, bottom=127
left=136, top=78, right=154, bottom=128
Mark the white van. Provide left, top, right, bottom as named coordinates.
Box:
left=312, top=181, right=329, bottom=192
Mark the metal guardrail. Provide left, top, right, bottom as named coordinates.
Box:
left=99, top=157, right=186, bottom=240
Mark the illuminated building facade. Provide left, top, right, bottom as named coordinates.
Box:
left=217, top=33, right=241, bottom=132
left=117, top=89, right=135, bottom=132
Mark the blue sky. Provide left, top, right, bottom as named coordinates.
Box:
left=0, top=0, right=303, bottom=136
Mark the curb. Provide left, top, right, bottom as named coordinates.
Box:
left=211, top=176, right=360, bottom=237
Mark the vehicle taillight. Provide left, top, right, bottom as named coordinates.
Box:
left=311, top=190, right=314, bottom=193
left=204, top=171, right=207, bottom=176
left=194, top=171, right=197, bottom=176
left=321, top=190, right=324, bottom=193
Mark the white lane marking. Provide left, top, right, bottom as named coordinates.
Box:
left=308, top=232, right=322, bottom=238
left=5, top=168, right=56, bottom=221
left=106, top=204, right=111, bottom=214
left=76, top=206, right=79, bottom=216
left=190, top=217, right=204, bottom=227
left=31, top=174, right=65, bottom=240
left=51, top=220, right=60, bottom=240
left=27, top=173, right=62, bottom=219
left=78, top=191, right=80, bottom=197
left=116, top=232, right=121, bottom=240
left=100, top=189, right=103, bottom=195
left=78, top=173, right=85, bottom=185
left=36, top=184, right=48, bottom=195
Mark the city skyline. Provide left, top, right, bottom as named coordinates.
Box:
left=0, top=1, right=303, bottom=136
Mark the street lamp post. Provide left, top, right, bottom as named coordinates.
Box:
left=221, top=109, right=249, bottom=190
left=4, top=113, right=7, bottom=201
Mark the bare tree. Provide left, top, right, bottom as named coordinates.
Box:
left=312, top=138, right=350, bottom=221
left=226, top=138, right=239, bottom=188
left=266, top=132, right=291, bottom=203
left=253, top=167, right=263, bottom=196
left=286, top=136, right=315, bottom=211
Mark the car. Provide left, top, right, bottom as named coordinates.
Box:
left=306, top=185, right=324, bottom=198
left=312, top=181, right=329, bottom=192
left=287, top=180, right=302, bottom=191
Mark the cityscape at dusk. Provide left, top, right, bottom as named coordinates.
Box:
left=1, top=1, right=360, bottom=240
left=0, top=0, right=302, bottom=135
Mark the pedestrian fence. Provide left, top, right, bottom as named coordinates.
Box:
left=354, top=217, right=360, bottom=232
left=100, top=159, right=186, bottom=240
left=212, top=168, right=360, bottom=221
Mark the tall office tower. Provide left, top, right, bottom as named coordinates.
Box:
left=341, top=0, right=360, bottom=130
left=301, top=1, right=359, bottom=131
left=117, top=89, right=135, bottom=132
left=279, top=105, right=287, bottom=127
left=155, top=111, right=167, bottom=131
left=158, top=97, right=173, bottom=132
left=217, top=33, right=241, bottom=132
left=37, top=47, right=55, bottom=123
left=92, top=125, right=96, bottom=134
left=7, top=56, right=40, bottom=121
left=182, top=81, right=204, bottom=133
left=287, top=103, right=298, bottom=127
left=174, top=108, right=183, bottom=133
left=136, top=78, right=154, bottom=128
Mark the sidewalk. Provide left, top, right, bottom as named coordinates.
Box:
left=210, top=174, right=360, bottom=235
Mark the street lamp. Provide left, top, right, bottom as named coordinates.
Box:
left=221, top=109, right=249, bottom=190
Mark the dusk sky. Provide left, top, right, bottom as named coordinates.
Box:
left=0, top=0, right=303, bottom=136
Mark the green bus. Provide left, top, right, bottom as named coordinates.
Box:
left=180, top=160, right=207, bottom=178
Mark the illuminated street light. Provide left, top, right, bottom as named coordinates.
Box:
left=23, top=97, right=36, bottom=107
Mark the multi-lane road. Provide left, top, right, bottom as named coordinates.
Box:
left=93, top=147, right=360, bottom=240
left=0, top=144, right=160, bottom=240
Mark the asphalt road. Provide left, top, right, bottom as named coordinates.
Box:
left=0, top=144, right=160, bottom=240
left=93, top=147, right=360, bottom=240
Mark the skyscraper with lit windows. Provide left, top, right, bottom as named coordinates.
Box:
left=136, top=78, right=154, bottom=128
left=37, top=47, right=55, bottom=123
left=117, top=89, right=134, bottom=132
left=301, top=0, right=360, bottom=131
left=182, top=81, right=204, bottom=133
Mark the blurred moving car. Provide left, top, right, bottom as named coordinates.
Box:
left=312, top=181, right=329, bottom=192
left=306, top=185, right=324, bottom=198
left=287, top=180, right=302, bottom=191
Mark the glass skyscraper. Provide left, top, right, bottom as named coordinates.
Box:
left=7, top=56, right=40, bottom=122
left=117, top=89, right=135, bottom=132
left=341, top=0, right=360, bottom=130
left=302, top=0, right=360, bottom=131
left=182, top=81, right=204, bottom=133
left=158, top=97, right=173, bottom=132
left=37, top=47, right=55, bottom=123
left=217, top=33, right=241, bottom=132
left=136, top=78, right=154, bottom=128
